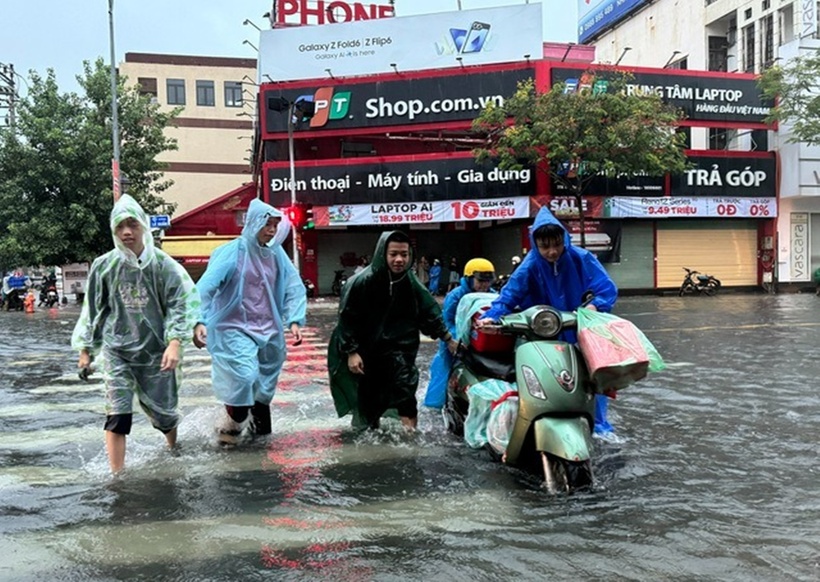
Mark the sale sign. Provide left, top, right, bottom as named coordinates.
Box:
left=604, top=196, right=777, bottom=218
left=313, top=197, right=529, bottom=226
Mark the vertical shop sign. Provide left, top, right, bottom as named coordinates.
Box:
left=790, top=213, right=810, bottom=281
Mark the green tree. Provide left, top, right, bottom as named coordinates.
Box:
left=0, top=58, right=178, bottom=269
left=759, top=52, right=820, bottom=145
left=473, top=73, right=688, bottom=247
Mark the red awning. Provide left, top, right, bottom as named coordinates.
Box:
left=165, top=182, right=258, bottom=237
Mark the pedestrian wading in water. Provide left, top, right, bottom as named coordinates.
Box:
left=328, top=230, right=457, bottom=430
left=193, top=199, right=306, bottom=445
left=72, top=194, right=201, bottom=474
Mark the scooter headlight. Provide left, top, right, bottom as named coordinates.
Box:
left=521, top=365, right=547, bottom=400
left=530, top=309, right=562, bottom=338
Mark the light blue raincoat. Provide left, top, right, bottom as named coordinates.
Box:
left=423, top=276, right=491, bottom=409
left=196, top=199, right=307, bottom=407
left=71, top=194, right=201, bottom=430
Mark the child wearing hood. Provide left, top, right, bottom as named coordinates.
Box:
left=193, top=199, right=306, bottom=445
left=476, top=207, right=619, bottom=435
left=72, top=195, right=202, bottom=474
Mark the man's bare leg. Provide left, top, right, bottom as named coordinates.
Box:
left=164, top=427, right=178, bottom=449
left=105, top=431, right=126, bottom=474
left=400, top=416, right=418, bottom=430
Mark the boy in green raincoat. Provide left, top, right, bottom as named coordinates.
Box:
left=328, top=231, right=458, bottom=429
left=72, top=195, right=201, bottom=474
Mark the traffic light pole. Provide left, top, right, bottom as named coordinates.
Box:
left=287, top=102, right=300, bottom=274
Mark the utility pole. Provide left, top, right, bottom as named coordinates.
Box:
left=108, top=0, right=121, bottom=200
left=0, top=62, right=16, bottom=129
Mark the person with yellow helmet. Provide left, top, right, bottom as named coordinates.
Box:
left=423, top=257, right=496, bottom=409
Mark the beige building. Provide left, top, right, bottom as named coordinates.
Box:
left=119, top=53, right=258, bottom=216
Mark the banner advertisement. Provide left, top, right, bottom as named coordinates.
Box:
left=790, top=213, right=810, bottom=281
left=603, top=196, right=777, bottom=218
left=670, top=155, right=776, bottom=198
left=578, top=0, right=648, bottom=44
left=313, top=196, right=530, bottom=226
left=259, top=4, right=543, bottom=82
left=262, top=67, right=533, bottom=134
left=565, top=219, right=622, bottom=263
left=550, top=67, right=773, bottom=124
left=264, top=156, right=536, bottom=207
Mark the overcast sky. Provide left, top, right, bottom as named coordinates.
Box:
left=0, top=1, right=577, bottom=94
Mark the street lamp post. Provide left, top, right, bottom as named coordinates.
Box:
left=108, top=0, right=121, bottom=200
left=287, top=102, right=300, bottom=273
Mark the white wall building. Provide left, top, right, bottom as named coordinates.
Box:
left=583, top=0, right=820, bottom=286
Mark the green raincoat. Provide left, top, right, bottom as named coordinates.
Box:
left=328, top=231, right=449, bottom=421
left=71, top=195, right=201, bottom=429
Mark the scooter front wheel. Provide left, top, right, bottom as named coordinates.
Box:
left=541, top=452, right=593, bottom=494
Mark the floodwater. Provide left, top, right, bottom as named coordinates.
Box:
left=0, top=294, right=818, bottom=581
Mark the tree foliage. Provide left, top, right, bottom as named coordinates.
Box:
left=759, top=52, right=820, bottom=145
left=0, top=58, right=179, bottom=269
left=472, top=73, right=689, bottom=246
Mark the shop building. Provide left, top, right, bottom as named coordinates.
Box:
left=578, top=0, right=819, bottom=288
left=165, top=3, right=779, bottom=293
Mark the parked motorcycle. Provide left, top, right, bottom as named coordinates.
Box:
left=331, top=269, right=348, bottom=296
left=3, top=288, right=25, bottom=311
left=303, top=278, right=316, bottom=298
left=445, top=303, right=600, bottom=493
left=679, top=267, right=721, bottom=296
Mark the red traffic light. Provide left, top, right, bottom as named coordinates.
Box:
left=286, top=205, right=305, bottom=228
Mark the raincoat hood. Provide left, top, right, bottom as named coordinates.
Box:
left=110, top=194, right=155, bottom=268
left=370, top=230, right=413, bottom=275
left=527, top=206, right=573, bottom=264
left=241, top=198, right=291, bottom=257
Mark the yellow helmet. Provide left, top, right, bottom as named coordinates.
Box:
left=463, top=258, right=496, bottom=281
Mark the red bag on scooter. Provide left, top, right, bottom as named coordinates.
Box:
left=576, top=308, right=664, bottom=391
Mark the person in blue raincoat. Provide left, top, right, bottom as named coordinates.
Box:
left=428, top=259, right=442, bottom=296
left=476, top=207, right=619, bottom=435
left=193, top=199, right=307, bottom=445
left=423, top=258, right=497, bottom=409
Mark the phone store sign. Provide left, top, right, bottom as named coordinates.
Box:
left=272, top=0, right=394, bottom=27
left=262, top=67, right=533, bottom=133
left=315, top=197, right=530, bottom=226
left=259, top=4, right=543, bottom=81
left=578, top=0, right=648, bottom=44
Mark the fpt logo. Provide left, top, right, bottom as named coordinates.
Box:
left=297, top=88, right=351, bottom=128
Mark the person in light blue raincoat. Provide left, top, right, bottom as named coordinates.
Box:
left=477, top=207, right=619, bottom=435
left=193, top=199, right=307, bottom=444
left=423, top=258, right=497, bottom=409
left=72, top=194, right=202, bottom=474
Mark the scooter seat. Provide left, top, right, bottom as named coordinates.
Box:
left=460, top=348, right=516, bottom=383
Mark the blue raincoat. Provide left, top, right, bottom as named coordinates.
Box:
left=424, top=276, right=478, bottom=409
left=483, top=207, right=619, bottom=434
left=428, top=262, right=442, bottom=295
left=196, top=199, right=307, bottom=407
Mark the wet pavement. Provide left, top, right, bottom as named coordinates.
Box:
left=0, top=294, right=818, bottom=581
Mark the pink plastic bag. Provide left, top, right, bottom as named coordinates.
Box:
left=577, top=309, right=654, bottom=391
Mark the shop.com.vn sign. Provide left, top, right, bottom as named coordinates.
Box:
left=272, top=0, right=395, bottom=26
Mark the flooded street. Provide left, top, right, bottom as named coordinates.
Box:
left=1, top=295, right=818, bottom=581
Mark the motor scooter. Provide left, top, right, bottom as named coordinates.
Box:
left=445, top=304, right=599, bottom=493
left=38, top=284, right=59, bottom=307
left=303, top=278, right=316, bottom=298
left=679, top=267, right=721, bottom=296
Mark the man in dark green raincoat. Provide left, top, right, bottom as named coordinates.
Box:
left=328, top=231, right=458, bottom=429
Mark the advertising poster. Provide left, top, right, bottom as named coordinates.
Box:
left=259, top=4, right=543, bottom=81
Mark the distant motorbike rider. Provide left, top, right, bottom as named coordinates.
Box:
left=423, top=258, right=496, bottom=409
left=476, top=207, right=619, bottom=435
